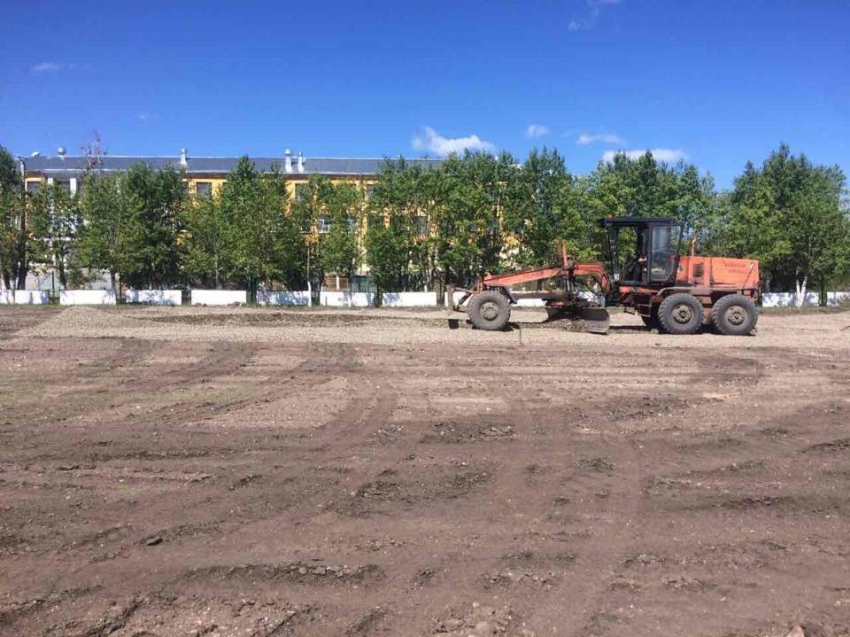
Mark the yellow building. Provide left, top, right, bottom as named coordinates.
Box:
left=22, top=149, right=441, bottom=290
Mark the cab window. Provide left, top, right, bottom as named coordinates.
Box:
left=649, top=224, right=681, bottom=282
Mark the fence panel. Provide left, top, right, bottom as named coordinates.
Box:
left=126, top=290, right=182, bottom=306
left=381, top=292, right=438, bottom=307
left=191, top=290, right=247, bottom=306
left=761, top=292, right=850, bottom=308
left=258, top=291, right=311, bottom=306
left=2, top=290, right=53, bottom=304
left=60, top=290, right=117, bottom=305
left=320, top=292, right=374, bottom=307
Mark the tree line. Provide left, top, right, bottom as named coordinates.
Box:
left=1, top=144, right=847, bottom=302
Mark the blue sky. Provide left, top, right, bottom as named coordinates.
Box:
left=1, top=0, right=847, bottom=187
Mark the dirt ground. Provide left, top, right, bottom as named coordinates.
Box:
left=1, top=306, right=850, bottom=637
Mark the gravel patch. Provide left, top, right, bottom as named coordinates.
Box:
left=14, top=305, right=850, bottom=351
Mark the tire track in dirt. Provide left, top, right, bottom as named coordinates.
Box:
left=524, top=431, right=647, bottom=636
left=130, top=340, right=259, bottom=392
left=4, top=314, right=850, bottom=636
left=564, top=354, right=850, bottom=636
left=0, top=341, right=365, bottom=637
left=319, top=391, right=509, bottom=631
left=421, top=397, right=556, bottom=632
left=500, top=349, right=770, bottom=634
left=119, top=345, right=391, bottom=615
left=148, top=386, right=404, bottom=635
left=0, top=338, right=163, bottom=431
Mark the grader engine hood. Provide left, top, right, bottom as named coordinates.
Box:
left=705, top=257, right=759, bottom=288
left=678, top=256, right=759, bottom=289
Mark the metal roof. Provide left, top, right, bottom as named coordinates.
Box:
left=23, top=155, right=443, bottom=177
left=600, top=216, right=679, bottom=227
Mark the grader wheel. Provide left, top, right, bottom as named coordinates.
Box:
left=658, top=293, right=703, bottom=335
left=712, top=294, right=758, bottom=336
left=468, top=291, right=511, bottom=331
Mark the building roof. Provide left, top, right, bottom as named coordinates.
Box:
left=23, top=154, right=443, bottom=178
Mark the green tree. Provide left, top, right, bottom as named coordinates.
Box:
left=0, top=146, right=18, bottom=192
left=319, top=181, right=362, bottom=283
left=364, top=219, right=410, bottom=297
left=726, top=144, right=849, bottom=302
left=184, top=191, right=231, bottom=289
left=576, top=151, right=717, bottom=260
left=77, top=172, right=136, bottom=293
left=502, top=147, right=588, bottom=267
left=293, top=175, right=364, bottom=294
left=364, top=159, right=433, bottom=297
left=121, top=164, right=188, bottom=289
left=220, top=157, right=303, bottom=294
left=0, top=146, right=29, bottom=290
left=29, top=183, right=83, bottom=288
left=430, top=151, right=516, bottom=288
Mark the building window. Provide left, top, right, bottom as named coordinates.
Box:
left=368, top=214, right=384, bottom=230
left=295, top=183, right=310, bottom=202
left=56, top=180, right=72, bottom=194
left=317, top=217, right=332, bottom=234
left=26, top=181, right=41, bottom=194
left=416, top=216, right=428, bottom=236
left=365, top=185, right=377, bottom=200
left=195, top=182, right=212, bottom=198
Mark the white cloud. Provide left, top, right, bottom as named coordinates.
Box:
left=576, top=132, right=626, bottom=145
left=31, top=62, right=89, bottom=74
left=569, top=0, right=622, bottom=31
left=412, top=126, right=496, bottom=156
left=526, top=124, right=551, bottom=138
left=137, top=112, right=159, bottom=123
left=601, top=148, right=689, bottom=164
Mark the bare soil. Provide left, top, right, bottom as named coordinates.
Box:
left=1, top=306, right=850, bottom=637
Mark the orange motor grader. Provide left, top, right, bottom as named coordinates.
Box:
left=448, top=217, right=760, bottom=335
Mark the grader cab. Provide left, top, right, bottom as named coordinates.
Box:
left=602, top=217, right=760, bottom=335
left=449, top=217, right=760, bottom=335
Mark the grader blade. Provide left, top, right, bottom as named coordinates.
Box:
left=543, top=304, right=610, bottom=334
left=579, top=307, right=611, bottom=334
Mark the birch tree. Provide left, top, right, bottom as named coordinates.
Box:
left=77, top=173, right=135, bottom=293
left=727, top=145, right=848, bottom=303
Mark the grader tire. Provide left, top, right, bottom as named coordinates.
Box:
left=468, top=291, right=511, bottom=331
left=712, top=294, right=758, bottom=336
left=658, top=293, right=703, bottom=335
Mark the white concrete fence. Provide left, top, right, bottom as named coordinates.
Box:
left=126, top=290, right=182, bottom=305
left=381, top=292, right=439, bottom=307
left=319, top=291, right=375, bottom=307
left=257, top=291, right=444, bottom=307
left=761, top=291, right=850, bottom=308
left=10, top=288, right=850, bottom=309
left=191, top=290, right=247, bottom=306
left=0, top=290, right=51, bottom=305
left=60, top=290, right=117, bottom=305
left=258, top=291, right=311, bottom=306
left=4, top=289, right=441, bottom=307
